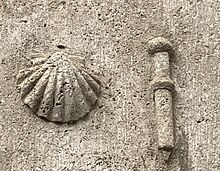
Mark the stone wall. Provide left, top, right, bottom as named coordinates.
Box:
left=0, top=0, right=219, bottom=170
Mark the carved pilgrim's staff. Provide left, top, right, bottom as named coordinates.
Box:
left=148, top=37, right=175, bottom=158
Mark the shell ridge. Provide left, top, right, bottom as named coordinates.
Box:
left=75, top=70, right=98, bottom=106
left=82, top=70, right=101, bottom=85
left=17, top=65, right=42, bottom=84
left=62, top=66, right=77, bottom=122
left=75, top=69, right=91, bottom=108
left=19, top=65, right=49, bottom=99
left=68, top=65, right=88, bottom=120
left=31, top=57, right=49, bottom=65
left=17, top=57, right=50, bottom=84
left=50, top=69, right=65, bottom=122
left=23, top=67, right=52, bottom=113
left=37, top=67, right=57, bottom=119
left=81, top=70, right=101, bottom=96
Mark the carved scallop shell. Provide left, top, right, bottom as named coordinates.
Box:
left=17, top=52, right=101, bottom=123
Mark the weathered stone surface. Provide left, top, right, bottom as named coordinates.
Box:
left=17, top=52, right=100, bottom=123
left=153, top=52, right=171, bottom=78
left=150, top=76, right=175, bottom=92
left=148, top=37, right=173, bottom=55
left=155, top=89, right=174, bottom=151
left=149, top=38, right=175, bottom=161
left=0, top=0, right=219, bottom=170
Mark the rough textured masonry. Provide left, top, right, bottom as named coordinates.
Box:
left=0, top=0, right=219, bottom=170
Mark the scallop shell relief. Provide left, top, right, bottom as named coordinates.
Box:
left=17, top=52, right=101, bottom=123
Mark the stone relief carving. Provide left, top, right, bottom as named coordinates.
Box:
left=148, top=37, right=175, bottom=159
left=17, top=52, right=101, bottom=123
